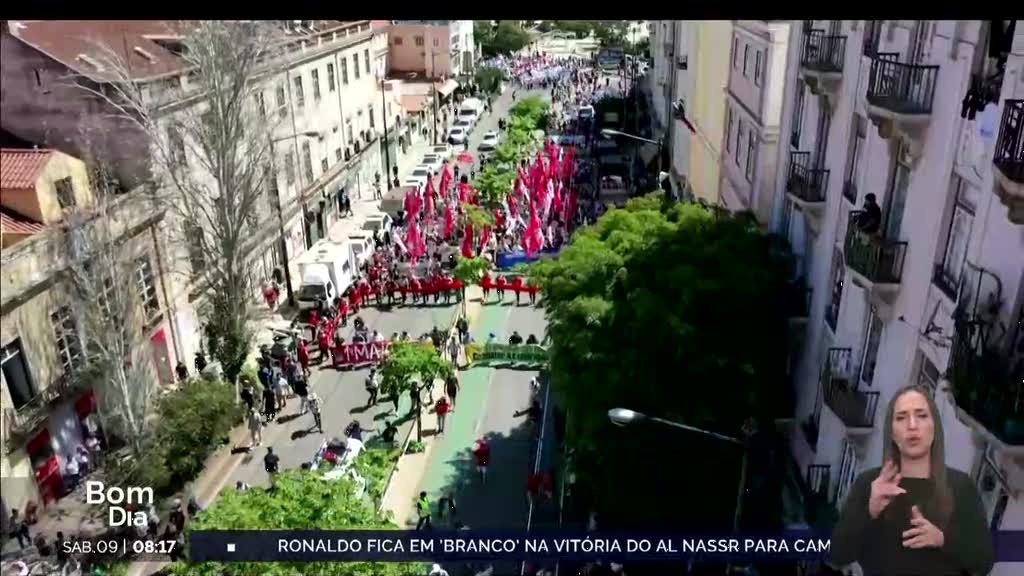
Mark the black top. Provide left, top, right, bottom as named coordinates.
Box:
left=831, top=467, right=994, bottom=576
left=264, top=453, right=280, bottom=473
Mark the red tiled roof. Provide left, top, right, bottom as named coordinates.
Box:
left=0, top=148, right=53, bottom=190
left=400, top=94, right=429, bottom=113
left=370, top=20, right=392, bottom=31
left=0, top=207, right=45, bottom=236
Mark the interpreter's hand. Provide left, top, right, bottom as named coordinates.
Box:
left=868, top=459, right=906, bottom=519
left=902, top=505, right=945, bottom=549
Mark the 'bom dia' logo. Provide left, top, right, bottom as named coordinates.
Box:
left=85, top=480, right=153, bottom=527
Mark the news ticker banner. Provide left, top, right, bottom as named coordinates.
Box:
left=189, top=530, right=1024, bottom=563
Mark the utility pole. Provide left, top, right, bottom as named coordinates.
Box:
left=379, top=67, right=393, bottom=191
left=431, top=48, right=440, bottom=146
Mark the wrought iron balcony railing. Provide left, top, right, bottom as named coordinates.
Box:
left=994, top=99, right=1023, bottom=184
left=822, top=347, right=881, bottom=429
left=801, top=30, right=846, bottom=74
left=844, top=212, right=908, bottom=284
left=803, top=464, right=837, bottom=531
left=866, top=56, right=939, bottom=115
left=787, top=151, right=829, bottom=204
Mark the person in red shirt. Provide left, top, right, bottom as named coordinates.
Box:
left=510, top=276, right=524, bottom=305
left=409, top=276, right=422, bottom=305
left=337, top=297, right=349, bottom=327
left=386, top=278, right=397, bottom=307
left=472, top=438, right=490, bottom=484
left=481, top=274, right=493, bottom=301
left=542, top=470, right=554, bottom=500
left=317, top=321, right=332, bottom=364
left=452, top=278, right=464, bottom=303
left=359, top=281, right=373, bottom=307
left=495, top=275, right=508, bottom=302
left=527, top=279, right=540, bottom=306
left=297, top=338, right=311, bottom=377
left=434, top=396, right=451, bottom=434
left=442, top=275, right=455, bottom=305
left=349, top=288, right=361, bottom=314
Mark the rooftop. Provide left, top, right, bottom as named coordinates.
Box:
left=0, top=207, right=46, bottom=237
left=0, top=148, right=54, bottom=190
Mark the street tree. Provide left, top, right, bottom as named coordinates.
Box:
left=175, top=470, right=419, bottom=576
left=477, top=20, right=532, bottom=57
left=379, top=342, right=454, bottom=442
left=529, top=196, right=793, bottom=529
left=80, top=21, right=283, bottom=387
left=452, top=256, right=492, bottom=314
left=473, top=66, right=506, bottom=95
left=60, top=163, right=161, bottom=458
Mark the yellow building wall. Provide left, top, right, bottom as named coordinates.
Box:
left=688, top=21, right=733, bottom=204
left=32, top=150, right=95, bottom=225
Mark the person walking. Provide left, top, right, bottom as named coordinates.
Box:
left=308, top=392, right=324, bottom=433
left=8, top=509, right=30, bottom=549
left=264, top=447, right=280, bottom=483
left=445, top=374, right=460, bottom=406
left=247, top=406, right=264, bottom=448
left=434, top=396, right=451, bottom=434
left=365, top=368, right=379, bottom=407
left=262, top=384, right=277, bottom=422
left=240, top=383, right=255, bottom=412
left=293, top=375, right=310, bottom=414
left=416, top=491, right=432, bottom=530
left=473, top=438, right=490, bottom=484
left=448, top=335, right=461, bottom=367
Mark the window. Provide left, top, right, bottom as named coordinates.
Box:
left=353, top=54, right=360, bottom=80
left=368, top=105, right=375, bottom=129
left=836, top=440, right=858, bottom=504
left=335, top=148, right=343, bottom=162
left=791, top=80, right=806, bottom=148
left=54, top=177, right=75, bottom=209
left=185, top=222, right=205, bottom=274
left=415, top=35, right=425, bottom=47
left=264, top=165, right=278, bottom=214
left=916, top=354, right=940, bottom=392
left=292, top=76, right=304, bottom=109
left=743, top=45, right=749, bottom=77
left=2, top=340, right=36, bottom=410
left=825, top=247, right=843, bottom=332
left=135, top=255, right=161, bottom=322
left=321, top=157, right=329, bottom=173
left=936, top=177, right=976, bottom=298
left=434, top=37, right=439, bottom=47
left=302, top=141, right=314, bottom=182
left=364, top=50, right=370, bottom=76
left=168, top=123, right=187, bottom=165
left=725, top=108, right=734, bottom=153
left=327, top=63, right=336, bottom=92
left=285, top=151, right=295, bottom=185
left=844, top=115, right=867, bottom=202
left=754, top=51, right=763, bottom=86
left=745, top=131, right=756, bottom=182
left=735, top=121, right=743, bottom=165
left=346, top=119, right=354, bottom=144
left=52, top=305, right=84, bottom=375
left=393, top=36, right=403, bottom=45
left=256, top=91, right=266, bottom=118
left=311, top=69, right=321, bottom=101
left=341, top=58, right=349, bottom=85
left=860, top=308, right=883, bottom=386
left=732, top=37, right=738, bottom=68
left=276, top=84, right=287, bottom=119
left=863, top=20, right=882, bottom=56
left=884, top=149, right=911, bottom=240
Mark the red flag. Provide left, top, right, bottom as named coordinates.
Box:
left=461, top=223, right=474, bottom=258
left=508, top=193, right=519, bottom=220
left=479, top=225, right=491, bottom=251
left=405, top=218, right=421, bottom=264
left=425, top=178, right=435, bottom=221
left=458, top=182, right=468, bottom=204
left=443, top=203, right=454, bottom=239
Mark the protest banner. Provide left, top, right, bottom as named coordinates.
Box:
left=332, top=340, right=390, bottom=367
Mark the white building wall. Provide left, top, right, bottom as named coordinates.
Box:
left=776, top=20, right=1024, bottom=575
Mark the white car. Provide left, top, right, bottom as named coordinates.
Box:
left=429, top=144, right=451, bottom=158
left=448, top=127, right=468, bottom=145
left=453, top=117, right=474, bottom=132
left=578, top=105, right=595, bottom=121
left=420, top=154, right=444, bottom=175
left=478, top=131, right=500, bottom=151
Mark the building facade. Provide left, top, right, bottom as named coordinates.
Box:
left=387, top=20, right=475, bottom=79
left=773, top=20, right=1023, bottom=576
left=1, top=149, right=174, bottom=525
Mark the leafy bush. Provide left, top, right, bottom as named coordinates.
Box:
left=474, top=66, right=506, bottom=95
left=406, top=440, right=426, bottom=454
left=352, top=447, right=401, bottom=503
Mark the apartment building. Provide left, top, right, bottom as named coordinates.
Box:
left=0, top=148, right=175, bottom=523
left=649, top=20, right=734, bottom=203
left=773, top=20, right=1023, bottom=575
left=388, top=20, right=475, bottom=80
left=720, top=21, right=791, bottom=226
left=1, top=20, right=392, bottom=363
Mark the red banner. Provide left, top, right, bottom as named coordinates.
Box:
left=332, top=340, right=390, bottom=367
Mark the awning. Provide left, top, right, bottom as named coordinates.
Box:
left=434, top=79, right=459, bottom=97
left=401, top=94, right=429, bottom=113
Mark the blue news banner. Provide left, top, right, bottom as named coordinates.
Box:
left=187, top=529, right=1021, bottom=563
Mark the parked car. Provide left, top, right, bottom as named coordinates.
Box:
left=478, top=131, right=501, bottom=151
left=361, top=212, right=394, bottom=236
left=420, top=154, right=444, bottom=175
left=448, top=127, right=468, bottom=145
left=429, top=144, right=451, bottom=158
left=578, top=105, right=595, bottom=121
left=453, top=117, right=474, bottom=132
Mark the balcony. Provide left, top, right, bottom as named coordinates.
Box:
left=786, top=151, right=829, bottom=211
left=801, top=413, right=820, bottom=450
left=787, top=278, right=812, bottom=324
left=865, top=54, right=939, bottom=140
left=993, top=99, right=1024, bottom=224
left=821, top=347, right=881, bottom=433
left=802, top=464, right=838, bottom=531
left=949, top=267, right=1024, bottom=455
left=3, top=373, right=92, bottom=448
left=844, top=211, right=907, bottom=295
left=800, top=31, right=846, bottom=96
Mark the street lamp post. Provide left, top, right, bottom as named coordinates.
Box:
left=607, top=407, right=753, bottom=534
left=600, top=128, right=664, bottom=197
left=379, top=69, right=394, bottom=191
left=268, top=130, right=321, bottom=308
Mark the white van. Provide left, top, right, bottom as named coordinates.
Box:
left=361, top=212, right=393, bottom=236
left=458, top=98, right=484, bottom=123
left=295, top=240, right=355, bottom=311
left=346, top=234, right=375, bottom=273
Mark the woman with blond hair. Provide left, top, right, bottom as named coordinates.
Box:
left=830, top=384, right=993, bottom=576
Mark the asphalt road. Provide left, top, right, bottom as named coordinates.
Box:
left=227, top=302, right=458, bottom=489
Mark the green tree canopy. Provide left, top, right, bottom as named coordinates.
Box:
left=473, top=66, right=506, bottom=94
left=174, top=471, right=418, bottom=576
left=477, top=20, right=531, bottom=57
left=380, top=342, right=454, bottom=440
left=529, top=196, right=793, bottom=529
